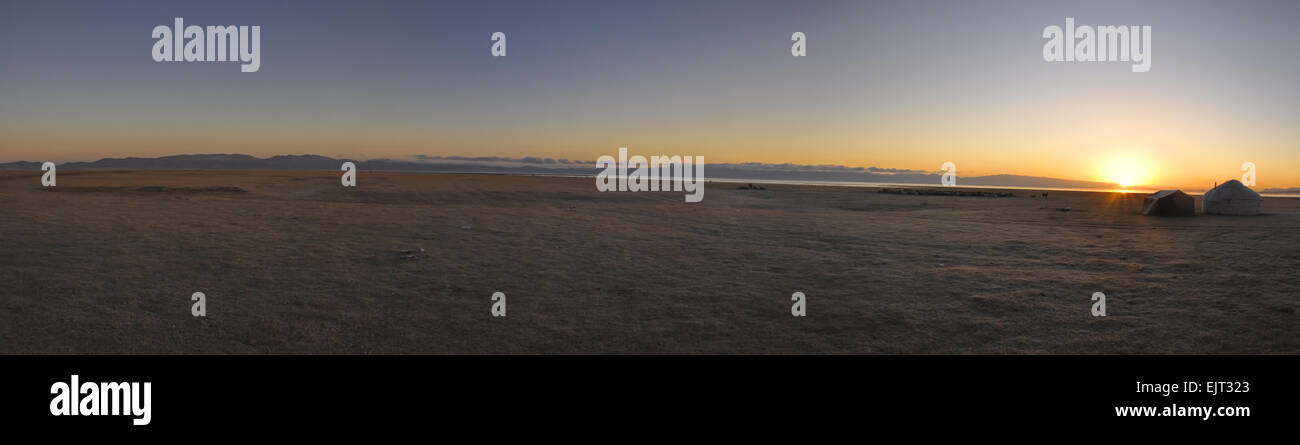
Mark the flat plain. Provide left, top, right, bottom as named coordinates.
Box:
left=1, top=170, right=1295, bottom=353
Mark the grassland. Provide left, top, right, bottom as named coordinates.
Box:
left=1, top=170, right=1296, bottom=353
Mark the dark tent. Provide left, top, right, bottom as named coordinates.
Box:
left=1142, top=190, right=1195, bottom=216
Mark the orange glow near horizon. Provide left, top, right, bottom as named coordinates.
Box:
left=1096, top=154, right=1156, bottom=189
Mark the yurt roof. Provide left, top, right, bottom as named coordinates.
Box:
left=1147, top=190, right=1187, bottom=200
left=1205, top=180, right=1261, bottom=201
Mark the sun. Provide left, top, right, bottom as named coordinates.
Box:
left=1099, top=155, right=1153, bottom=188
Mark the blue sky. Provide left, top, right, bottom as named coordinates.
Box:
left=2, top=0, right=1297, bottom=187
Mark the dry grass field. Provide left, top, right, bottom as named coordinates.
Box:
left=0, top=170, right=1296, bottom=353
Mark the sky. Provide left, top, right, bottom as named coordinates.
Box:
left=1, top=0, right=1297, bottom=189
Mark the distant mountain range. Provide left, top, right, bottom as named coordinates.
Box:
left=0, top=154, right=1122, bottom=190
left=1261, top=187, right=1300, bottom=195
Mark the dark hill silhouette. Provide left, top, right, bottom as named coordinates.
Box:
left=0, top=154, right=1119, bottom=190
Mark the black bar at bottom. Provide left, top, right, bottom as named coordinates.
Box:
left=2, top=355, right=1292, bottom=435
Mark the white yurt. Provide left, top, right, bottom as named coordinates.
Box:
left=1203, top=180, right=1261, bottom=215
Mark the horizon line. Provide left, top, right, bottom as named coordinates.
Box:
left=4, top=152, right=1295, bottom=193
